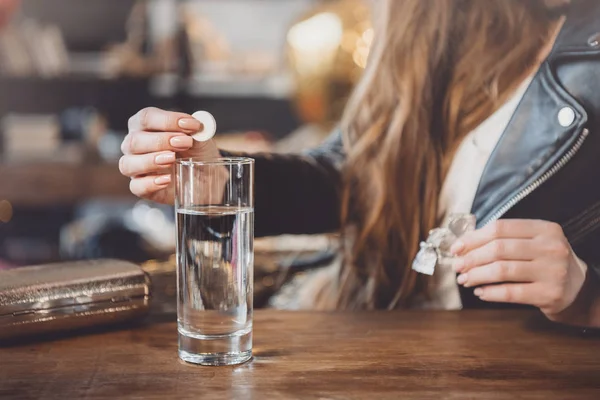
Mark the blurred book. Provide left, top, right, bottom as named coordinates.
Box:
left=1, top=114, right=61, bottom=161
left=0, top=26, right=35, bottom=76
left=0, top=19, right=69, bottom=77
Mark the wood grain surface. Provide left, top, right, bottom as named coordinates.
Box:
left=1, top=310, right=599, bottom=399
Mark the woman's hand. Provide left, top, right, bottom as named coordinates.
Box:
left=451, top=219, right=588, bottom=320
left=119, top=107, right=222, bottom=205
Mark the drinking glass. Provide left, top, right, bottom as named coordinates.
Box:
left=175, top=157, right=254, bottom=366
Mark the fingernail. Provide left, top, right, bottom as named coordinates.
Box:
left=155, top=153, right=176, bottom=165
left=474, top=288, right=483, bottom=297
left=154, top=175, right=171, bottom=186
left=170, top=136, right=193, bottom=149
left=453, top=258, right=465, bottom=273
left=451, top=240, right=465, bottom=255
left=178, top=118, right=202, bottom=132
left=456, top=274, right=468, bottom=285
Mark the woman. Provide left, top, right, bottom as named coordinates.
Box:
left=119, top=0, right=600, bottom=327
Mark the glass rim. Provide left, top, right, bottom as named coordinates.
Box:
left=176, top=157, right=255, bottom=167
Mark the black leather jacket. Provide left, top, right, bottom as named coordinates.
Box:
left=249, top=0, right=600, bottom=308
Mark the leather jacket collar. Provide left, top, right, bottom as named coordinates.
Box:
left=471, top=0, right=598, bottom=227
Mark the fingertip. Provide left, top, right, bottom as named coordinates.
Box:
left=451, top=240, right=465, bottom=256
left=155, top=152, right=176, bottom=165
left=170, top=135, right=194, bottom=150
left=154, top=174, right=172, bottom=186
left=136, top=108, right=201, bottom=132
left=178, top=117, right=202, bottom=132
left=131, top=176, right=168, bottom=198
left=453, top=257, right=465, bottom=273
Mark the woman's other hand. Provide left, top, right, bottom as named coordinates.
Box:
left=451, top=220, right=589, bottom=322
left=119, top=107, right=222, bottom=204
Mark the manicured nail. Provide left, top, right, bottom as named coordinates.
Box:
left=451, top=240, right=465, bottom=255
left=457, top=274, right=468, bottom=285
left=178, top=118, right=202, bottom=132
left=170, top=136, right=193, bottom=149
left=453, top=258, right=465, bottom=273
left=155, top=153, right=175, bottom=165
left=474, top=288, right=483, bottom=297
left=154, top=175, right=171, bottom=186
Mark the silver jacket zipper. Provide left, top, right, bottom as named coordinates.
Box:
left=481, top=128, right=590, bottom=226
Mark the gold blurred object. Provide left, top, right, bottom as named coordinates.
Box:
left=287, top=0, right=372, bottom=130
left=0, top=260, right=150, bottom=340
left=140, top=258, right=178, bottom=315
left=0, top=200, right=13, bottom=223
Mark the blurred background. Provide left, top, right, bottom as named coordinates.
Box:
left=0, top=0, right=372, bottom=301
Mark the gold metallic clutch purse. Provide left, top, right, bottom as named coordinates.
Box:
left=0, top=259, right=151, bottom=340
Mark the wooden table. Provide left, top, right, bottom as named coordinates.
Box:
left=1, top=311, right=599, bottom=399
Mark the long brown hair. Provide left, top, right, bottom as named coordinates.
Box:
left=329, top=0, right=558, bottom=309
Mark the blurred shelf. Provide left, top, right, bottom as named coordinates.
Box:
left=0, top=74, right=300, bottom=138
left=187, top=72, right=294, bottom=99
left=0, top=76, right=153, bottom=132
left=0, top=162, right=135, bottom=207
left=150, top=73, right=295, bottom=99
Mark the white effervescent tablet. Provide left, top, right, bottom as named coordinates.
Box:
left=191, top=111, right=217, bottom=142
